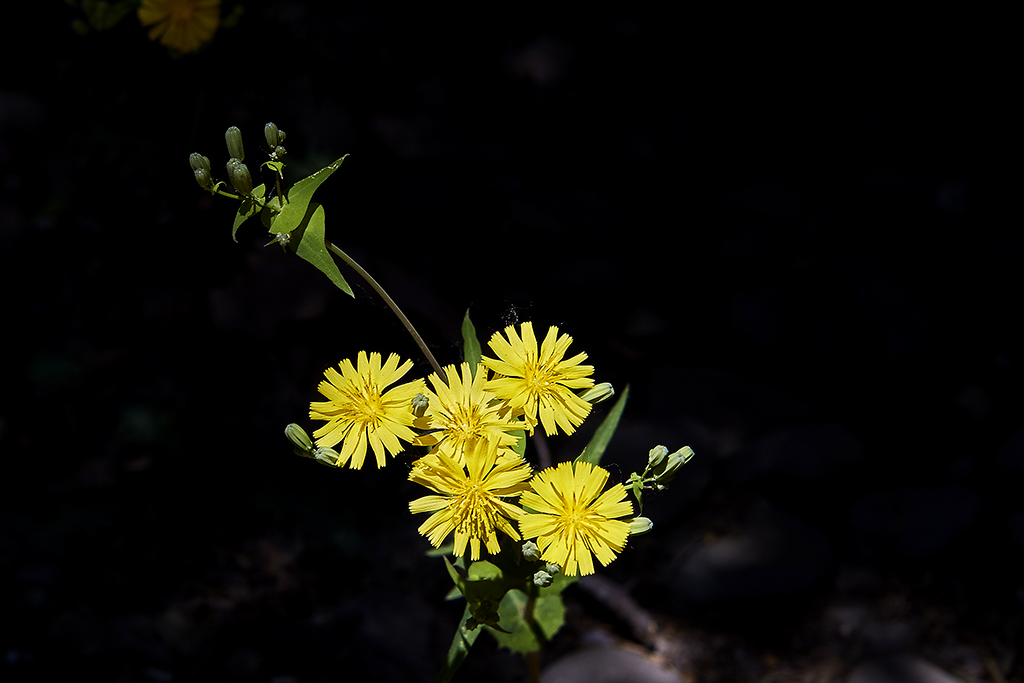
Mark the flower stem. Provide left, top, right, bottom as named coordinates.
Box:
left=325, top=240, right=445, bottom=379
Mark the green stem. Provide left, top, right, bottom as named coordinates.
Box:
left=325, top=240, right=445, bottom=379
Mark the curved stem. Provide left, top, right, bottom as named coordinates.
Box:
left=325, top=240, right=445, bottom=379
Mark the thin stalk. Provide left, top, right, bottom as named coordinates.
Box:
left=325, top=240, right=444, bottom=379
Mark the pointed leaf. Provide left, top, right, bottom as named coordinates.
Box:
left=575, top=384, right=629, bottom=466
left=231, top=184, right=266, bottom=241
left=290, top=203, right=354, bottom=297
left=436, top=604, right=482, bottom=683
left=462, top=310, right=482, bottom=377
left=266, top=156, right=348, bottom=237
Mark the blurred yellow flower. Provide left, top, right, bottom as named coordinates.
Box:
left=309, top=352, right=425, bottom=469
left=519, top=461, right=633, bottom=576
left=138, top=0, right=220, bottom=54
left=482, top=322, right=595, bottom=436
left=409, top=439, right=532, bottom=560
left=413, top=362, right=522, bottom=464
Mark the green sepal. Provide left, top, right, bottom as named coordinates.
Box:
left=461, top=310, right=482, bottom=377
left=435, top=604, right=482, bottom=683
left=264, top=155, right=347, bottom=237
left=575, top=384, right=629, bottom=466
left=232, top=183, right=266, bottom=242
left=287, top=202, right=354, bottom=297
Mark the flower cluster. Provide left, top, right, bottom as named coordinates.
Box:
left=303, top=322, right=637, bottom=575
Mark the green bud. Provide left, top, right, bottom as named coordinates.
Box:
left=284, top=423, right=313, bottom=452
left=313, top=446, right=341, bottom=467
left=264, top=122, right=279, bottom=149
left=579, top=382, right=615, bottom=404
left=628, top=517, right=654, bottom=536
left=654, top=446, right=694, bottom=486
left=189, top=153, right=211, bottom=174
left=521, top=540, right=541, bottom=562
left=277, top=129, right=286, bottom=143
left=544, top=562, right=561, bottom=576
left=273, top=145, right=287, bottom=159
left=412, top=393, right=429, bottom=418
left=647, top=445, right=669, bottom=470
left=226, top=158, right=252, bottom=195
left=533, top=570, right=553, bottom=587
left=193, top=168, right=213, bottom=190
left=225, top=126, right=245, bottom=161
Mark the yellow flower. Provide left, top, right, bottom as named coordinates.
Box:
left=519, top=461, right=633, bottom=576
left=138, top=0, right=220, bottom=54
left=482, top=322, right=595, bottom=436
left=409, top=439, right=532, bottom=560
left=413, top=362, right=522, bottom=464
left=309, top=352, right=425, bottom=469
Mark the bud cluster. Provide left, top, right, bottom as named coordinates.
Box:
left=189, top=122, right=288, bottom=197
left=284, top=423, right=340, bottom=467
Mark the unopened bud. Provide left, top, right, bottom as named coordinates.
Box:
left=579, top=382, right=615, bottom=404
left=654, top=446, right=694, bottom=486
left=412, top=393, right=429, bottom=418
left=647, top=445, right=669, bottom=470
left=284, top=423, right=313, bottom=453
left=264, top=122, right=279, bottom=149
left=313, top=446, right=341, bottom=467
left=226, top=158, right=252, bottom=195
left=521, top=540, right=541, bottom=562
left=194, top=168, right=213, bottom=189
left=225, top=126, right=245, bottom=161
left=544, top=562, right=561, bottom=576
left=533, top=570, right=553, bottom=587
left=273, top=145, right=287, bottom=159
left=189, top=153, right=211, bottom=174
left=628, top=517, right=654, bottom=536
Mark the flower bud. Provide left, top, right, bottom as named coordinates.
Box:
left=273, top=145, right=287, bottom=158
left=277, top=129, right=286, bottom=143
left=189, top=153, right=211, bottom=174
left=226, top=158, right=252, bottom=195
left=225, top=126, right=245, bottom=161
left=284, top=423, right=313, bottom=453
left=647, top=445, right=669, bottom=470
left=521, top=540, right=541, bottom=562
left=579, top=382, right=615, bottom=404
left=654, top=446, right=694, bottom=486
left=628, top=517, right=654, bottom=536
left=264, top=122, right=279, bottom=149
left=313, top=446, right=341, bottom=467
left=193, top=168, right=213, bottom=189
left=412, top=393, right=429, bottom=418
left=533, top=570, right=553, bottom=587
left=544, top=562, right=561, bottom=576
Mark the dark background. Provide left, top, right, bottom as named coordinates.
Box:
left=1, top=1, right=1020, bottom=681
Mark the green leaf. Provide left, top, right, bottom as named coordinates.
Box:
left=575, top=384, right=630, bottom=466
left=265, top=155, right=348, bottom=237
left=262, top=160, right=285, bottom=178
left=231, top=183, right=266, bottom=242
left=436, top=604, right=482, bottom=683
left=289, top=203, right=354, bottom=297
left=511, top=430, right=526, bottom=458
left=487, top=589, right=567, bottom=654
left=461, top=310, right=482, bottom=376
